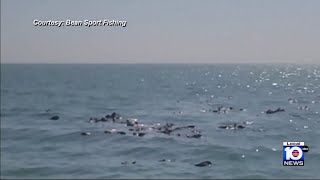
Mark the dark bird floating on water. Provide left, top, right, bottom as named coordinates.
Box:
left=195, top=161, right=212, bottom=167
left=49, top=115, right=59, bottom=120
left=265, top=107, right=285, bottom=114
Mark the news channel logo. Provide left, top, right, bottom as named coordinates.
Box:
left=283, top=142, right=309, bottom=166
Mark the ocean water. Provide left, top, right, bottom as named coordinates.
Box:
left=1, top=64, right=320, bottom=179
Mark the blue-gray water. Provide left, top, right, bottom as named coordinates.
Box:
left=1, top=64, right=320, bottom=179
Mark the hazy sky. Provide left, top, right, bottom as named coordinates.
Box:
left=1, top=0, right=319, bottom=63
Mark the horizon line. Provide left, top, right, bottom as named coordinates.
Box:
left=1, top=62, right=320, bottom=65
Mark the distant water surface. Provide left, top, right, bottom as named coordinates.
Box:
left=1, top=64, right=320, bottom=179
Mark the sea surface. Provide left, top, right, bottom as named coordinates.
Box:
left=1, top=64, right=320, bottom=179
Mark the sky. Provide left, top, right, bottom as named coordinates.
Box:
left=1, top=0, right=320, bottom=64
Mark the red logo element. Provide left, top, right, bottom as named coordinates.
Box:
left=292, top=149, right=299, bottom=157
